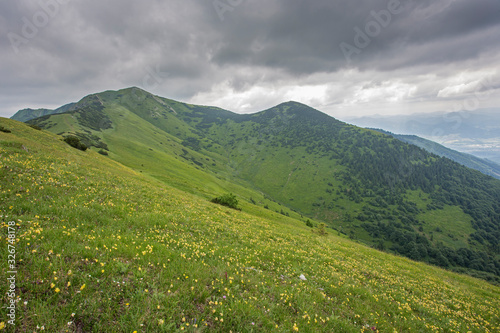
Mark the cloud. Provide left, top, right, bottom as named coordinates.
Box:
left=1, top=0, right=500, bottom=119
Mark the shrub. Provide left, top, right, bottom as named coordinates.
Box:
left=0, top=125, right=11, bottom=133
left=211, top=193, right=240, bottom=210
left=98, top=149, right=109, bottom=156
left=72, top=132, right=108, bottom=150
left=28, top=124, right=42, bottom=130
left=63, top=135, right=87, bottom=151
left=316, top=223, right=328, bottom=236
left=306, top=219, right=314, bottom=228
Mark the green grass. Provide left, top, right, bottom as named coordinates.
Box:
left=1, top=119, right=500, bottom=332
left=420, top=206, right=475, bottom=249
left=22, top=88, right=500, bottom=281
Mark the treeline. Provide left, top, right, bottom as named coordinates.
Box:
left=336, top=133, right=500, bottom=279
left=335, top=133, right=500, bottom=253
left=363, top=221, right=500, bottom=284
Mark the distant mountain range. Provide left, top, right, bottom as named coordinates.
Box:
left=10, top=87, right=500, bottom=282
left=12, top=102, right=77, bottom=122
left=346, top=110, right=500, bottom=164
left=370, top=129, right=500, bottom=180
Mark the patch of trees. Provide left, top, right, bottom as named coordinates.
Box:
left=211, top=193, right=241, bottom=211
left=182, top=105, right=244, bottom=128
left=28, top=124, right=42, bottom=130
left=72, top=132, right=109, bottom=151
left=182, top=137, right=201, bottom=151
left=63, top=135, right=87, bottom=151
left=68, top=100, right=112, bottom=131
left=362, top=220, right=500, bottom=283
left=337, top=132, right=500, bottom=256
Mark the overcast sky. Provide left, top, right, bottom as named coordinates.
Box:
left=1, top=0, right=500, bottom=120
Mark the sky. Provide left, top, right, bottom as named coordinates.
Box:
left=1, top=0, right=500, bottom=120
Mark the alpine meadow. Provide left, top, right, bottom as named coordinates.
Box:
left=1, top=87, right=499, bottom=332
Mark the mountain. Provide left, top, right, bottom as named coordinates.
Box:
left=371, top=128, right=500, bottom=180
left=11, top=102, right=77, bottom=122
left=19, top=87, right=500, bottom=282
left=2, top=116, right=499, bottom=332
left=345, top=109, right=500, bottom=164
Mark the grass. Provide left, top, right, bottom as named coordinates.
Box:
left=26, top=87, right=499, bottom=264
left=1, top=119, right=500, bottom=332
left=420, top=205, right=475, bottom=249
left=27, top=97, right=305, bottom=223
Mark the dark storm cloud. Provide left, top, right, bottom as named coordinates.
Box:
left=1, top=0, right=499, bottom=117
left=403, top=0, right=500, bottom=42
left=208, top=0, right=500, bottom=72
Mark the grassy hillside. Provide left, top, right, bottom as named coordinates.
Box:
left=22, top=92, right=299, bottom=222
left=166, top=99, right=500, bottom=281
left=23, top=88, right=500, bottom=282
left=2, top=118, right=500, bottom=332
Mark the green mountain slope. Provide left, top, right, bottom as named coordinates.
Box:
left=2, top=117, right=500, bottom=332
left=371, top=128, right=500, bottom=180
left=22, top=94, right=297, bottom=222
left=11, top=102, right=77, bottom=122
left=22, top=87, right=500, bottom=282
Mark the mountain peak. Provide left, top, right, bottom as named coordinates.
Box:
left=279, top=100, right=308, bottom=107
left=259, top=100, right=343, bottom=126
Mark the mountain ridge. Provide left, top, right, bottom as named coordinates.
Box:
left=18, top=87, right=500, bottom=282
left=371, top=128, right=500, bottom=180
left=346, top=109, right=500, bottom=164
left=11, top=102, right=77, bottom=122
